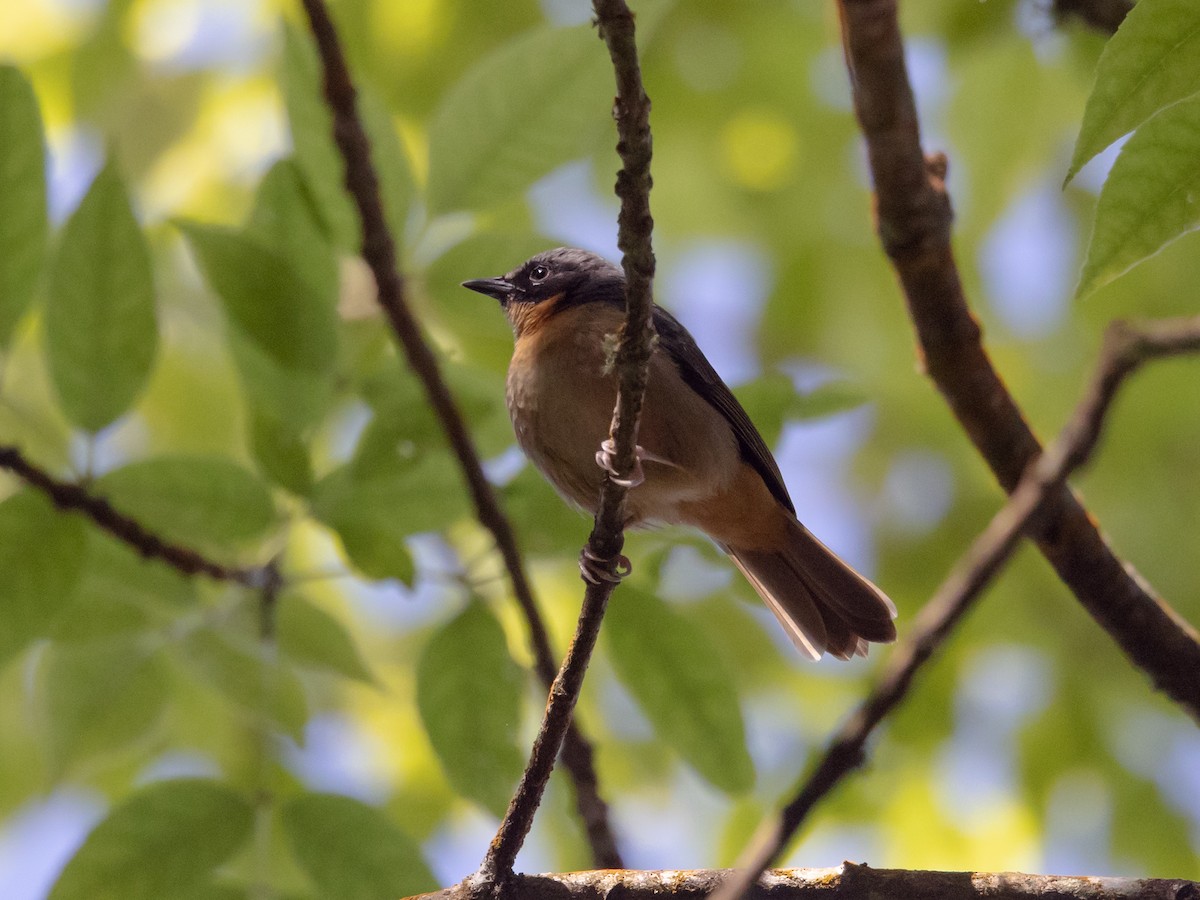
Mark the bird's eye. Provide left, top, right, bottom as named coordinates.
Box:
left=529, top=264, right=550, bottom=282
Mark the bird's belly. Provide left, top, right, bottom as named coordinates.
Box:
left=507, top=344, right=612, bottom=513
left=506, top=317, right=742, bottom=524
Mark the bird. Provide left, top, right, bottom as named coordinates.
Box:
left=462, top=247, right=896, bottom=660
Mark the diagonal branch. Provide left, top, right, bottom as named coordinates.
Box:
left=837, top=0, right=1200, bottom=721
left=297, top=0, right=621, bottom=868
left=472, top=0, right=657, bottom=890
left=713, top=315, right=1200, bottom=900
left=0, top=444, right=265, bottom=587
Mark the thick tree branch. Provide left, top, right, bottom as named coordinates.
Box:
left=416, top=863, right=1199, bottom=900
left=472, top=0, right=657, bottom=890
left=715, top=316, right=1200, bottom=900
left=1052, top=0, right=1134, bottom=34
left=837, top=0, right=1200, bottom=721
left=297, top=0, right=620, bottom=868
left=0, top=444, right=265, bottom=587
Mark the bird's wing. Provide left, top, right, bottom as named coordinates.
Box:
left=652, top=305, right=796, bottom=515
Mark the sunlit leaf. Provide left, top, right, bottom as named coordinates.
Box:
left=1076, top=94, right=1200, bottom=298
left=1111, top=772, right=1196, bottom=873
left=53, top=530, right=196, bottom=643
left=248, top=407, right=315, bottom=497
left=734, top=373, right=868, bottom=447
left=0, top=491, right=88, bottom=665
left=605, top=585, right=755, bottom=794
left=358, top=85, right=416, bottom=248
left=247, top=157, right=338, bottom=304
left=46, top=159, right=157, bottom=431
left=278, top=594, right=375, bottom=683
left=311, top=457, right=467, bottom=581
left=177, top=221, right=337, bottom=375
left=282, top=24, right=359, bottom=250
left=416, top=601, right=524, bottom=816
left=0, top=66, right=48, bottom=347
left=426, top=22, right=613, bottom=213
left=179, top=628, right=308, bottom=740
left=40, top=637, right=168, bottom=770
left=96, top=456, right=277, bottom=549
left=228, top=328, right=334, bottom=432
left=499, top=465, right=589, bottom=556
left=281, top=792, right=436, bottom=900
left=1067, top=0, right=1200, bottom=181
left=356, top=362, right=511, bottom=460
left=49, top=779, right=253, bottom=900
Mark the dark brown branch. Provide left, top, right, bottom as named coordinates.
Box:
left=1051, top=0, right=1133, bottom=34
left=0, top=444, right=264, bottom=586
left=838, top=0, right=1200, bottom=721
left=474, top=576, right=618, bottom=893
left=472, top=0, right=657, bottom=890
left=297, top=0, right=620, bottom=868
left=714, top=316, right=1200, bottom=900
left=416, top=864, right=1199, bottom=900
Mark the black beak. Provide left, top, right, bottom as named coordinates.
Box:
left=461, top=277, right=513, bottom=303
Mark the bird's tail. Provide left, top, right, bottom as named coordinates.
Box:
left=725, top=516, right=897, bottom=661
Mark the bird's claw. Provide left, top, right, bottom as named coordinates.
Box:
left=579, top=546, right=632, bottom=584
left=595, top=438, right=645, bottom=488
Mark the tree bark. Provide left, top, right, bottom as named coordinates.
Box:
left=416, top=864, right=1199, bottom=900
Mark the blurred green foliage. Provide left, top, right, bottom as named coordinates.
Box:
left=0, top=1, right=1197, bottom=897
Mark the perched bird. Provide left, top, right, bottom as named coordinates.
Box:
left=463, top=248, right=896, bottom=660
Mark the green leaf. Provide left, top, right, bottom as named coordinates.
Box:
left=499, top=465, right=590, bottom=557
left=1076, top=94, right=1200, bottom=298
left=281, top=792, right=436, bottom=900
left=1067, top=0, right=1200, bottom=181
left=45, top=158, right=157, bottom=431
left=248, top=407, right=315, bottom=497
left=0, top=66, right=48, bottom=347
left=734, top=374, right=868, bottom=447
left=96, top=456, right=276, bottom=549
left=282, top=24, right=359, bottom=250
left=179, top=628, right=308, bottom=740
left=426, top=21, right=613, bottom=213
left=49, top=779, right=253, bottom=900
left=229, top=327, right=334, bottom=431
left=0, top=491, right=88, bottom=665
left=311, top=457, right=466, bottom=581
left=416, top=601, right=524, bottom=816
left=39, top=637, right=168, bottom=770
left=178, top=221, right=337, bottom=375
left=247, top=158, right=339, bottom=305
left=278, top=595, right=375, bottom=683
left=53, top=531, right=196, bottom=643
left=605, top=586, right=755, bottom=794
left=358, top=85, right=416, bottom=249
left=313, top=497, right=416, bottom=583
left=356, top=363, right=511, bottom=460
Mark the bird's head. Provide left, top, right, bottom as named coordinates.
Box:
left=462, top=247, right=625, bottom=336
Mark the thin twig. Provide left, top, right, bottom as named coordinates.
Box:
left=251, top=558, right=283, bottom=900
left=714, top=316, right=1200, bottom=900
left=413, top=862, right=1200, bottom=900
left=0, top=444, right=265, bottom=587
left=838, top=0, right=1200, bottom=721
left=472, top=0, right=657, bottom=890
left=297, top=0, right=621, bottom=867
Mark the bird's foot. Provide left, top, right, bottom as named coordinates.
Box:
left=595, top=438, right=645, bottom=488
left=579, top=546, right=632, bottom=584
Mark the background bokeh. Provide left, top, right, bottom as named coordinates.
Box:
left=1, top=0, right=1198, bottom=897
